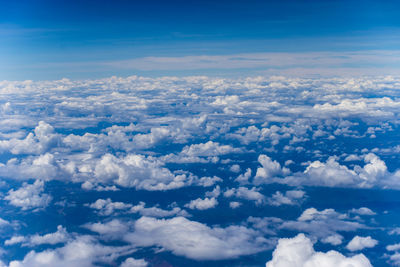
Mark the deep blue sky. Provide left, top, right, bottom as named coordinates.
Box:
left=1, top=0, right=400, bottom=80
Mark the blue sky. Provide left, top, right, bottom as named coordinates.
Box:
left=1, top=0, right=400, bottom=80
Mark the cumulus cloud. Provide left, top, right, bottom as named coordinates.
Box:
left=321, top=234, right=344, bottom=246
left=267, top=190, right=306, bottom=206
left=346, top=236, right=378, bottom=251
left=267, top=153, right=400, bottom=189
left=265, top=233, right=372, bottom=267
left=0, top=121, right=60, bottom=155
left=4, top=180, right=52, bottom=210
left=88, top=198, right=188, bottom=218
left=350, top=207, right=376, bottom=216
left=224, top=186, right=266, bottom=205
left=2, top=75, right=400, bottom=265
left=254, top=155, right=290, bottom=184
left=120, top=257, right=148, bottom=267
left=125, top=216, right=272, bottom=260
left=8, top=235, right=135, bottom=267
left=185, top=197, right=218, bottom=210
left=5, top=225, right=70, bottom=247
left=281, top=208, right=365, bottom=240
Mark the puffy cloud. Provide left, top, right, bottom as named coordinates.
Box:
left=125, top=216, right=272, bottom=260
left=387, top=243, right=400, bottom=252
left=321, top=234, right=344, bottom=246
left=93, top=154, right=187, bottom=190
left=4, top=180, right=52, bottom=210
left=269, top=153, right=400, bottom=189
left=281, top=208, right=365, bottom=240
left=5, top=226, right=70, bottom=247
left=163, top=141, right=241, bottom=163
left=349, top=207, right=376, bottom=216
left=0, top=153, right=61, bottom=181
left=5, top=236, right=26, bottom=246
left=88, top=198, right=188, bottom=218
left=120, top=257, right=148, bottom=267
left=265, top=233, right=372, bottom=267
left=229, top=201, right=242, bottom=209
left=229, top=164, right=241, bottom=173
left=346, top=236, right=378, bottom=251
left=180, top=141, right=241, bottom=157
left=130, top=203, right=189, bottom=218
left=185, top=197, right=218, bottom=210
left=8, top=235, right=135, bottom=267
left=0, top=121, right=60, bottom=155
left=235, top=168, right=252, bottom=185
left=254, top=155, right=290, bottom=185
left=88, top=198, right=133, bottom=216
left=84, top=219, right=130, bottom=239
left=267, top=190, right=306, bottom=206
left=2, top=75, right=400, bottom=265
left=224, top=186, right=266, bottom=205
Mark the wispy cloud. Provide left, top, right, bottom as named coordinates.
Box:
left=102, top=50, right=400, bottom=76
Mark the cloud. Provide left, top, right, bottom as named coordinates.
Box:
left=88, top=198, right=188, bottom=218
left=224, top=186, right=266, bottom=205
left=349, top=207, right=376, bottom=216
left=84, top=219, right=130, bottom=239
left=120, top=257, right=148, bottom=267
left=254, top=155, right=290, bottom=185
left=0, top=121, right=60, bottom=155
left=8, top=235, right=135, bottom=267
left=185, top=197, right=218, bottom=210
left=267, top=153, right=400, bottom=189
left=346, top=236, right=378, bottom=251
left=267, top=190, right=306, bottom=206
left=104, top=51, right=400, bottom=76
left=265, top=233, right=372, bottom=267
left=163, top=141, right=241, bottom=163
left=124, top=216, right=272, bottom=260
left=4, top=180, right=52, bottom=210
left=5, top=225, right=70, bottom=247
left=88, top=198, right=133, bottom=216
left=1, top=75, right=400, bottom=265
left=280, top=208, right=365, bottom=240
left=321, top=234, right=344, bottom=246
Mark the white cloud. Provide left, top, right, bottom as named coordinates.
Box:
left=267, top=190, right=306, bottom=206
left=346, top=236, right=378, bottom=251
left=5, top=226, right=70, bottom=247
left=84, top=219, right=130, bottom=239
left=120, top=257, right=148, bottom=267
left=185, top=197, right=218, bottom=210
left=8, top=235, right=135, bottom=267
left=224, top=186, right=266, bottom=205
left=350, top=207, right=376, bottom=216
left=4, top=180, right=52, bottom=210
left=321, top=234, right=344, bottom=246
left=281, top=208, right=365, bottom=240
left=387, top=243, right=400, bottom=252
left=125, top=216, right=271, bottom=260
left=88, top=199, right=188, bottom=218
left=268, top=153, right=400, bottom=189
left=235, top=168, right=252, bottom=185
left=88, top=198, right=133, bottom=216
left=89, top=153, right=194, bottom=190
left=0, top=121, right=60, bottom=155
left=230, top=164, right=241, bottom=173
left=254, top=155, right=290, bottom=185
left=229, top=201, right=242, bottom=209
left=266, top=233, right=372, bottom=267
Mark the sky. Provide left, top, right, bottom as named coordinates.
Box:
left=1, top=0, right=400, bottom=80
left=1, top=2, right=400, bottom=267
